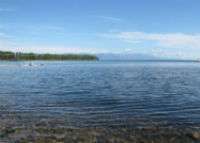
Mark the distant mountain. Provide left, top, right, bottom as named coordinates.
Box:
left=95, top=53, right=159, bottom=60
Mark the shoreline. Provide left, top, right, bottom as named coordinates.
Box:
left=0, top=124, right=199, bottom=143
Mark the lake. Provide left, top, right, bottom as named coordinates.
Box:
left=0, top=61, right=200, bottom=143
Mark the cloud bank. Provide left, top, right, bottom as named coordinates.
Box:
left=102, top=32, right=200, bottom=49
left=0, top=44, right=110, bottom=54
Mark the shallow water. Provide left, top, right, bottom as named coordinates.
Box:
left=0, top=61, right=200, bottom=142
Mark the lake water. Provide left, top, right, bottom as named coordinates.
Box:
left=0, top=61, right=200, bottom=142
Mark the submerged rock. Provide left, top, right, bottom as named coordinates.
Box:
left=0, top=127, right=15, bottom=138
left=189, top=131, right=200, bottom=140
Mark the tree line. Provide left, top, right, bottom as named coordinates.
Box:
left=0, top=51, right=99, bottom=61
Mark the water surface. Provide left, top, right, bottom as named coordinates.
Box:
left=0, top=61, right=200, bottom=142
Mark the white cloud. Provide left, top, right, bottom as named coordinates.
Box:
left=43, top=26, right=64, bottom=30
left=100, top=16, right=120, bottom=21
left=123, top=48, right=134, bottom=53
left=0, top=8, right=13, bottom=12
left=0, top=33, right=10, bottom=38
left=29, top=25, right=64, bottom=31
left=102, top=32, right=200, bottom=49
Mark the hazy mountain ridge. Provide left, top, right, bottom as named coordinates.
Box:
left=95, top=53, right=159, bottom=60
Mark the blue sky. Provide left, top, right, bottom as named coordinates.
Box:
left=0, top=0, right=200, bottom=59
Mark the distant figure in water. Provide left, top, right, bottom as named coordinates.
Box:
left=27, top=62, right=43, bottom=67
left=29, top=62, right=34, bottom=66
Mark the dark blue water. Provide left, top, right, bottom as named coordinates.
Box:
left=0, top=61, right=200, bottom=133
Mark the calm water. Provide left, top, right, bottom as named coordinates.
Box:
left=0, top=61, right=200, bottom=142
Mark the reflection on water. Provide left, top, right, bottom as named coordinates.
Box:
left=0, top=61, right=200, bottom=142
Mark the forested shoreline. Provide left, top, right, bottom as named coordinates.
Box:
left=0, top=51, right=99, bottom=61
